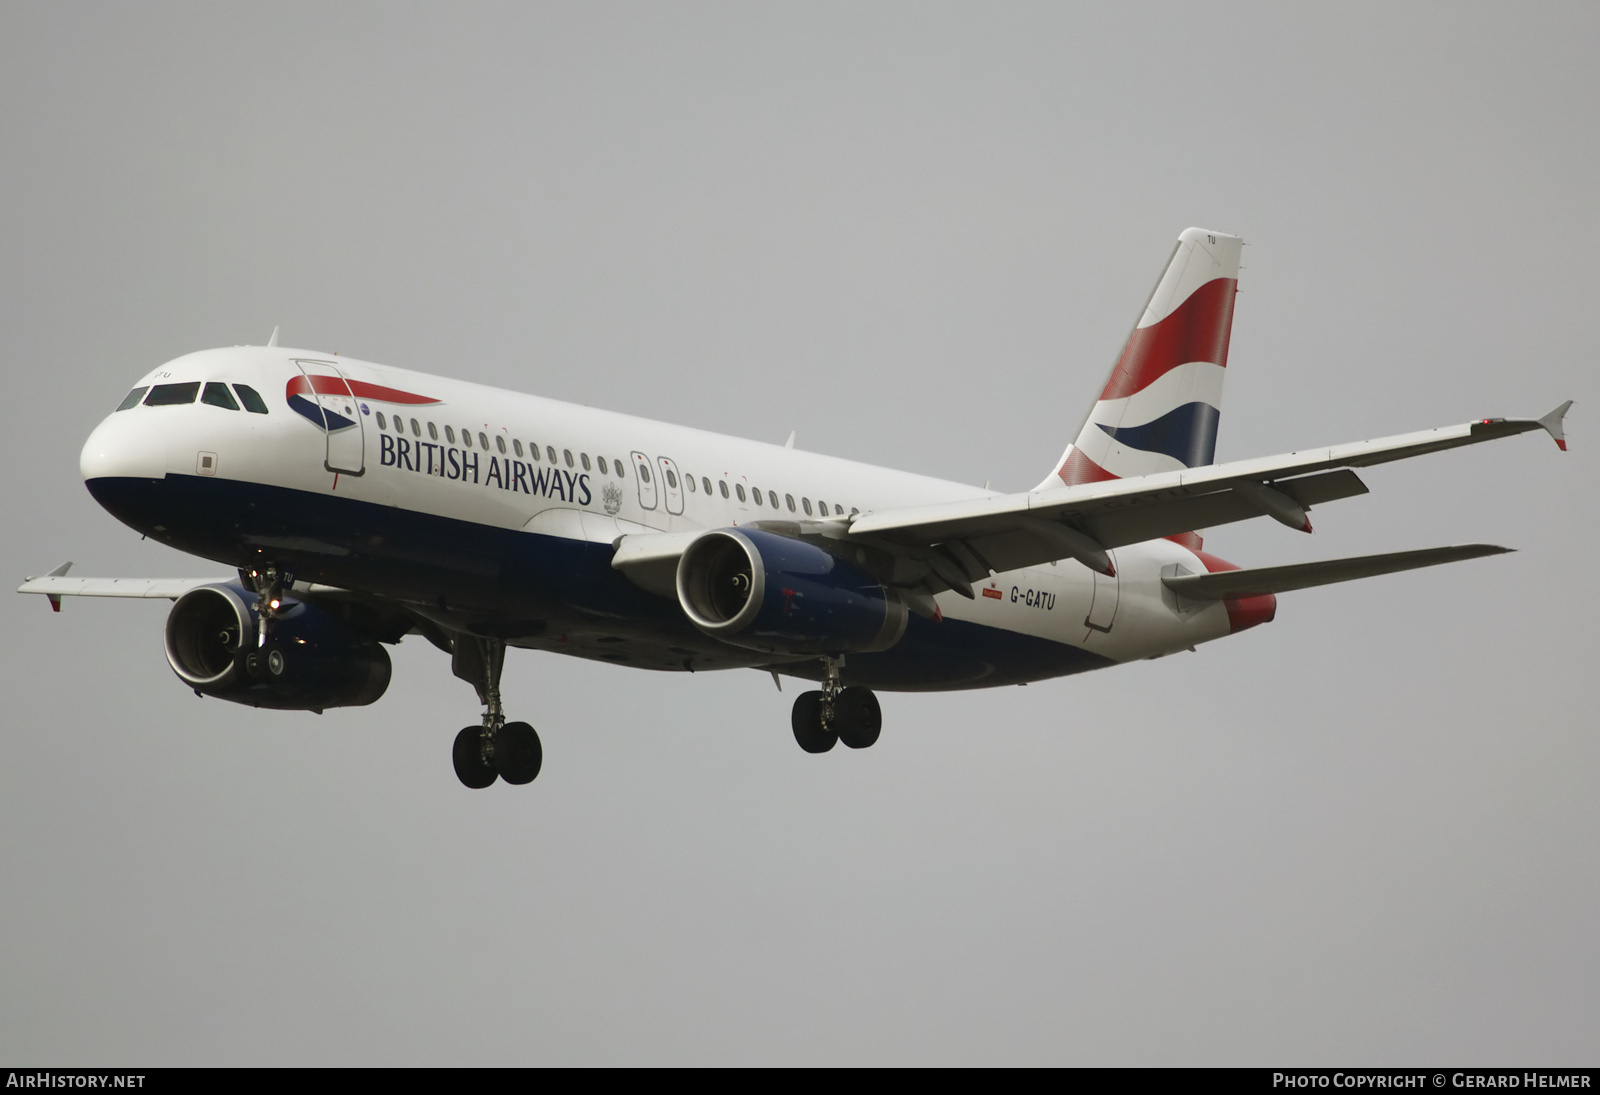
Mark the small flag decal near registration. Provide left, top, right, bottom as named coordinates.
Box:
left=982, top=587, right=1003, bottom=600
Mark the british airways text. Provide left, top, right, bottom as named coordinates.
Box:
left=379, top=435, right=592, bottom=505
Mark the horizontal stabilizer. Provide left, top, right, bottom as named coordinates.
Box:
left=1162, top=544, right=1512, bottom=601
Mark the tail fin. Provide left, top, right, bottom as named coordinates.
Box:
left=1036, top=227, right=1243, bottom=492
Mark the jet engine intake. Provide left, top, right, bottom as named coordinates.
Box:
left=676, top=528, right=907, bottom=655
left=164, top=584, right=391, bottom=710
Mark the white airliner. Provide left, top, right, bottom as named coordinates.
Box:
left=20, top=228, right=1570, bottom=788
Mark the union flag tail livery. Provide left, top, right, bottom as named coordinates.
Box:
left=1039, top=228, right=1241, bottom=491
left=23, top=225, right=1568, bottom=789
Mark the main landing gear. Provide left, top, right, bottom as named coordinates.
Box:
left=791, top=658, right=882, bottom=754
left=450, top=635, right=542, bottom=789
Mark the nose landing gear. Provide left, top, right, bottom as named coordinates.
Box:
left=790, top=658, right=882, bottom=754
left=450, top=635, right=543, bottom=789
left=241, top=564, right=294, bottom=648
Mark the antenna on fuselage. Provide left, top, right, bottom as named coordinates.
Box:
left=266, top=325, right=280, bottom=348
left=784, top=430, right=796, bottom=449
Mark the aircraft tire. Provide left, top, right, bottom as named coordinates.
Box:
left=496, top=721, right=542, bottom=785
left=791, top=691, right=837, bottom=754
left=452, top=726, right=499, bottom=789
left=835, top=687, right=882, bottom=749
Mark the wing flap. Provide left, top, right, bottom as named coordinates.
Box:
left=1078, top=468, right=1370, bottom=549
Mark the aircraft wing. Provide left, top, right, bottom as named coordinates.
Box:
left=17, top=563, right=360, bottom=612
left=838, top=404, right=1570, bottom=596
left=16, top=564, right=222, bottom=610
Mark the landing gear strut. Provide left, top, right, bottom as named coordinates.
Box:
left=791, top=658, right=882, bottom=754
left=450, top=635, right=542, bottom=789
left=241, top=563, right=294, bottom=648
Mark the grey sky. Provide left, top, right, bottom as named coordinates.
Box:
left=1, top=2, right=1594, bottom=1065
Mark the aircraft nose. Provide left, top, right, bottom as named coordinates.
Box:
left=80, top=410, right=168, bottom=483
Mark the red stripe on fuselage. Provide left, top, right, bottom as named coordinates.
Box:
left=287, top=373, right=440, bottom=404
left=1097, top=277, right=1236, bottom=402
left=348, top=378, right=440, bottom=404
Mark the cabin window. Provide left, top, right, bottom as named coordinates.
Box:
left=513, top=439, right=523, bottom=457
left=233, top=385, right=269, bottom=414
left=639, top=465, right=651, bottom=484
left=666, top=470, right=677, bottom=489
left=496, top=435, right=507, bottom=454
left=528, top=442, right=539, bottom=460
left=850, top=507, right=859, bottom=516
left=479, top=432, right=489, bottom=450
left=201, top=383, right=239, bottom=410
left=785, top=493, right=795, bottom=512
left=116, top=387, right=149, bottom=411
left=768, top=491, right=778, bottom=508
left=462, top=431, right=472, bottom=448
left=703, top=477, right=713, bottom=495
left=546, top=446, right=557, bottom=464
left=429, top=422, right=439, bottom=441
left=615, top=461, right=625, bottom=479
left=144, top=382, right=201, bottom=406
left=718, top=480, right=728, bottom=499
left=685, top=474, right=695, bottom=492
left=581, top=453, right=591, bottom=471
left=752, top=488, right=763, bottom=506
left=735, top=484, right=745, bottom=502
left=563, top=449, right=573, bottom=468
left=596, top=456, right=607, bottom=474
left=375, top=412, right=388, bottom=430
left=412, top=418, right=422, bottom=436
left=802, top=498, right=813, bottom=516
left=445, top=425, right=456, bottom=444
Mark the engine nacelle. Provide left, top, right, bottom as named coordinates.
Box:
left=164, top=584, right=392, bottom=711
left=676, top=528, right=907, bottom=656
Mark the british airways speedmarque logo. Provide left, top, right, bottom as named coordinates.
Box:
left=285, top=374, right=441, bottom=432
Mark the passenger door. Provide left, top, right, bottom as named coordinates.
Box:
left=293, top=360, right=365, bottom=475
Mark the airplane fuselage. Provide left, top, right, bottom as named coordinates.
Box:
left=81, top=346, right=1242, bottom=690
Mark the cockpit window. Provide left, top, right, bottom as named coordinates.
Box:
left=233, top=385, right=269, bottom=414
left=144, top=382, right=201, bottom=406
left=201, top=382, right=240, bottom=410
left=116, top=387, right=149, bottom=411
